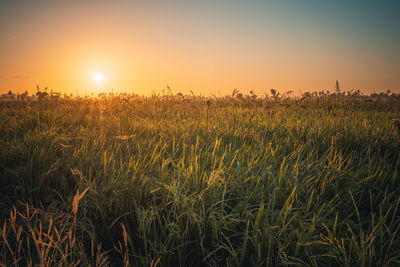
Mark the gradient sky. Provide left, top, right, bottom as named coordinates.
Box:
left=0, top=0, right=399, bottom=95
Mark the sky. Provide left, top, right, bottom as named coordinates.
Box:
left=0, top=0, right=399, bottom=96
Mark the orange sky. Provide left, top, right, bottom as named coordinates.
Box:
left=1, top=0, right=399, bottom=96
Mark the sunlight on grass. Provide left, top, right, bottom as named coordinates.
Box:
left=0, top=90, right=399, bottom=266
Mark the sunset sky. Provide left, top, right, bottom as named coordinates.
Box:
left=0, top=0, right=399, bottom=96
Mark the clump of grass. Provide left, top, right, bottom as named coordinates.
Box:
left=0, top=189, right=111, bottom=266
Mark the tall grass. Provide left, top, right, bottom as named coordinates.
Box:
left=0, top=92, right=399, bottom=265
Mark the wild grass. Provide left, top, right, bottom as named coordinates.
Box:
left=0, top=91, right=400, bottom=266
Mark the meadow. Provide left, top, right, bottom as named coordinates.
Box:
left=0, top=90, right=400, bottom=266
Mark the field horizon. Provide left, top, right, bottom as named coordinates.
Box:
left=1, top=82, right=399, bottom=100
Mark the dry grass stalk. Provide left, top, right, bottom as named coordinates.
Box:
left=72, top=187, right=89, bottom=215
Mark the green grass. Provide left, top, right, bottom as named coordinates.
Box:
left=1, top=92, right=400, bottom=266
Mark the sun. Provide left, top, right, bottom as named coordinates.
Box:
left=93, top=73, right=104, bottom=83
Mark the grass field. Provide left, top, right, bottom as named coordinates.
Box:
left=1, top=91, right=400, bottom=266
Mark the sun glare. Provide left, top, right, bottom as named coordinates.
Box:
left=93, top=73, right=104, bottom=83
